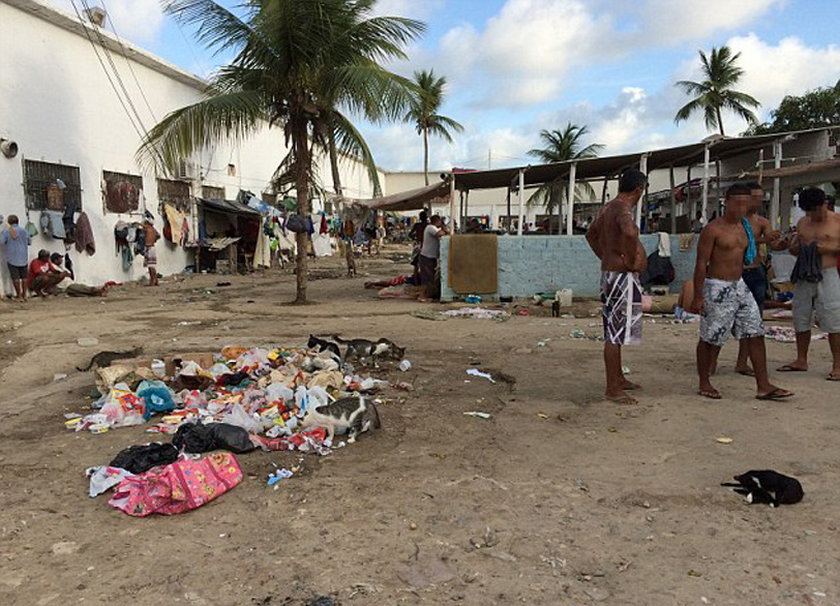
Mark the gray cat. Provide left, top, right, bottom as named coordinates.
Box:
left=76, top=347, right=143, bottom=371
left=332, top=335, right=405, bottom=366
left=299, top=396, right=381, bottom=444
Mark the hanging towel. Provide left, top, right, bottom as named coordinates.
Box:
left=790, top=242, right=822, bottom=284
left=163, top=204, right=185, bottom=244
left=44, top=210, right=66, bottom=239
left=656, top=232, right=671, bottom=258
left=254, top=231, right=272, bottom=269
left=741, top=218, right=757, bottom=266
left=74, top=212, right=96, bottom=255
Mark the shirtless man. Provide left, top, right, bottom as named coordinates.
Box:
left=733, top=182, right=780, bottom=375
left=690, top=183, right=792, bottom=400
left=586, top=169, right=648, bottom=405
left=777, top=187, right=840, bottom=380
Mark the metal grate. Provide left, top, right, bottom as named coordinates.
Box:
left=23, top=159, right=82, bottom=211
left=158, top=178, right=192, bottom=212
left=103, top=170, right=143, bottom=214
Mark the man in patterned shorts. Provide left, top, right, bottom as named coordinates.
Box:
left=586, top=169, right=648, bottom=405
left=690, top=183, right=792, bottom=400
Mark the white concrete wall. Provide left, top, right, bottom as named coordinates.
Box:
left=0, top=0, right=379, bottom=294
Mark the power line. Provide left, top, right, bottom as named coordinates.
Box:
left=99, top=0, right=158, bottom=123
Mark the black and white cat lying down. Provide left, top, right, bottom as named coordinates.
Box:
left=722, top=470, right=804, bottom=507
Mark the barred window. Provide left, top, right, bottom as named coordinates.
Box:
left=158, top=178, right=192, bottom=212
left=103, top=170, right=143, bottom=214
left=23, top=159, right=82, bottom=211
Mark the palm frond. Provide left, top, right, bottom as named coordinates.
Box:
left=330, top=110, right=384, bottom=197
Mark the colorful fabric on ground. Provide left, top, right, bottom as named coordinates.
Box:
left=109, top=452, right=243, bottom=516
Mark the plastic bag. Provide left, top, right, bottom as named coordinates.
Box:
left=221, top=402, right=263, bottom=433
left=266, top=382, right=294, bottom=404
left=109, top=442, right=179, bottom=474
left=100, top=386, right=146, bottom=427
left=172, top=422, right=256, bottom=454
left=137, top=380, right=176, bottom=420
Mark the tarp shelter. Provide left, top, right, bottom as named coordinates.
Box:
left=340, top=180, right=451, bottom=212
left=449, top=127, right=840, bottom=233
left=193, top=197, right=262, bottom=273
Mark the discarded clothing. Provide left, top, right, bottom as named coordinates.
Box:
left=109, top=442, right=179, bottom=474
left=108, top=452, right=243, bottom=517
left=86, top=466, right=135, bottom=498
left=790, top=242, right=822, bottom=284
left=74, top=212, right=96, bottom=255
left=172, top=422, right=256, bottom=454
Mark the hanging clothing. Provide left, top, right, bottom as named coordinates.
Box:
left=64, top=254, right=75, bottom=281
left=74, top=212, right=96, bottom=255
left=41, top=210, right=66, bottom=239
left=121, top=245, right=134, bottom=271
left=319, top=214, right=328, bottom=235
left=741, top=218, right=757, bottom=266
left=164, top=204, right=186, bottom=244
left=254, top=229, right=272, bottom=269
left=790, top=242, right=822, bottom=284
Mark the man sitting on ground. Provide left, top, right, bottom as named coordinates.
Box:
left=689, top=183, right=792, bottom=400
left=28, top=250, right=70, bottom=296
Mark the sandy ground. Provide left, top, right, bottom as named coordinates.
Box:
left=0, top=246, right=839, bottom=606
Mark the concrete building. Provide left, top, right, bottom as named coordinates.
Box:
left=0, top=0, right=382, bottom=295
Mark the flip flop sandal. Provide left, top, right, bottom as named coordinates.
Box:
left=776, top=365, right=807, bottom=372
left=735, top=368, right=755, bottom=377
left=827, top=374, right=840, bottom=382
left=698, top=389, right=722, bottom=400
left=756, top=388, right=794, bottom=400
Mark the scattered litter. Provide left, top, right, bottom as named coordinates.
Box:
left=765, top=325, right=828, bottom=343
left=77, top=337, right=99, bottom=347
left=536, top=339, right=549, bottom=347
left=399, top=360, right=412, bottom=372
left=716, top=437, right=733, bottom=444
left=463, top=411, right=491, bottom=419
left=536, top=413, right=548, bottom=419
left=266, top=468, right=294, bottom=486
left=517, top=309, right=530, bottom=316
left=466, top=369, right=495, bottom=383
left=412, top=308, right=510, bottom=322
left=621, top=366, right=631, bottom=375
left=53, top=373, right=67, bottom=382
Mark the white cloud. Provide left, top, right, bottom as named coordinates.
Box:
left=370, top=0, right=445, bottom=20
left=46, top=0, right=165, bottom=44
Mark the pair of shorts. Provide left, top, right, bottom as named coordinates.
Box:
left=600, top=271, right=642, bottom=345
left=792, top=267, right=840, bottom=333
left=742, top=266, right=767, bottom=313
left=7, top=263, right=27, bottom=281
left=700, top=278, right=764, bottom=346
left=418, top=254, right=437, bottom=285
left=143, top=246, right=157, bottom=268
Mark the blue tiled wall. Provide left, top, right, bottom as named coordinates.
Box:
left=440, top=234, right=697, bottom=301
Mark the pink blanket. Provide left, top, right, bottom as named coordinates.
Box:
left=109, top=452, right=242, bottom=516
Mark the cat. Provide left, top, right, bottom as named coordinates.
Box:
left=332, top=335, right=405, bottom=366
left=76, top=347, right=143, bottom=372
left=299, top=396, right=380, bottom=444
left=308, top=335, right=341, bottom=359
left=721, top=470, right=804, bottom=507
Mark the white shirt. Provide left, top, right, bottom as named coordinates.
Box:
left=420, top=224, right=442, bottom=259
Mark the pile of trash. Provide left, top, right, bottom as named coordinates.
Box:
left=71, top=344, right=395, bottom=516
left=412, top=307, right=510, bottom=322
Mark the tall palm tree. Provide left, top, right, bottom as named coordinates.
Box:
left=526, top=123, right=603, bottom=229
left=674, top=45, right=761, bottom=136
left=137, top=0, right=423, bottom=303
left=405, top=69, right=463, bottom=185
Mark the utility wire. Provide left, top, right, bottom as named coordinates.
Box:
left=99, top=0, right=158, bottom=123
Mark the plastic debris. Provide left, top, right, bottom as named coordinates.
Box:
left=77, top=337, right=99, bottom=347
left=716, top=437, right=733, bottom=444
left=399, top=359, right=412, bottom=372
left=466, top=369, right=495, bottom=383
left=266, top=468, right=294, bottom=486
left=463, top=411, right=491, bottom=419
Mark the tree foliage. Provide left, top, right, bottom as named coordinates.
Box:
left=674, top=45, right=760, bottom=136
left=746, top=80, right=840, bottom=135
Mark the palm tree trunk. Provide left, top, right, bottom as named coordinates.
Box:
left=423, top=127, right=429, bottom=186
left=716, top=107, right=725, bottom=136
left=292, top=116, right=311, bottom=304
left=328, top=128, right=343, bottom=196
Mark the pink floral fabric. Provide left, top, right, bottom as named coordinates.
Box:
left=109, top=452, right=243, bottom=516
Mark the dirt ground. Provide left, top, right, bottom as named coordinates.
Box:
left=1, top=245, right=839, bottom=606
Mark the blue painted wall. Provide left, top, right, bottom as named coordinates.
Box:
left=440, top=234, right=698, bottom=301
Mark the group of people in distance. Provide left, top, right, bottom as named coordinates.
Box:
left=587, top=169, right=839, bottom=405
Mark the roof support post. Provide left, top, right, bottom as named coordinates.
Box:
left=636, top=154, right=648, bottom=227
left=449, top=177, right=457, bottom=233
left=669, top=164, right=677, bottom=234
left=517, top=168, right=525, bottom=236
left=506, top=187, right=511, bottom=233
left=464, top=190, right=470, bottom=227
left=701, top=144, right=710, bottom=223
left=771, top=139, right=783, bottom=229
left=566, top=162, right=577, bottom=235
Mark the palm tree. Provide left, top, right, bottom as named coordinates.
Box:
left=526, top=123, right=603, bottom=230
left=137, top=0, right=423, bottom=303
left=674, top=45, right=760, bottom=136
left=405, top=69, right=463, bottom=185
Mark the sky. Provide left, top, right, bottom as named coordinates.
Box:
left=49, top=0, right=840, bottom=172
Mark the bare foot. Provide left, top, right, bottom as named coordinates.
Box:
left=605, top=391, right=638, bottom=405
